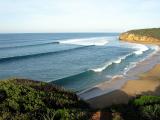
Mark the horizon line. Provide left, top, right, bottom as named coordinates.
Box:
left=0, top=32, right=121, bottom=34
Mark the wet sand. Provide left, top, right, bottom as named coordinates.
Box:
left=78, top=47, right=160, bottom=108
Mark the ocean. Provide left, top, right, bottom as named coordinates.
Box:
left=0, top=33, right=158, bottom=91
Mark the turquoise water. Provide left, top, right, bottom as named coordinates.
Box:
left=0, top=33, right=157, bottom=91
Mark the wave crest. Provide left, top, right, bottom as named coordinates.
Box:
left=90, top=54, right=132, bottom=72
left=0, top=45, right=93, bottom=62
left=59, top=37, right=108, bottom=46
left=123, top=43, right=149, bottom=55
left=133, top=44, right=149, bottom=55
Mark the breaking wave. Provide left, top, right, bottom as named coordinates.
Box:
left=59, top=37, right=108, bottom=46
left=90, top=53, right=132, bottom=72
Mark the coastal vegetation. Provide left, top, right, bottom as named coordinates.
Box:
left=0, top=78, right=91, bottom=120
left=127, top=28, right=160, bottom=39
left=1, top=78, right=160, bottom=120
left=119, top=28, right=160, bottom=44
left=0, top=79, right=160, bottom=120
left=104, top=95, right=160, bottom=120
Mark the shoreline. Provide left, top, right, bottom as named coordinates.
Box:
left=87, top=63, right=160, bottom=108
left=78, top=46, right=160, bottom=106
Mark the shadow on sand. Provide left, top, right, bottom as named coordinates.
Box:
left=89, top=85, right=160, bottom=120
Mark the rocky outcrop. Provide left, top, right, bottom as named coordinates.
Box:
left=119, top=32, right=160, bottom=44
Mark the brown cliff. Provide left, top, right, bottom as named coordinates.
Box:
left=119, top=29, right=160, bottom=44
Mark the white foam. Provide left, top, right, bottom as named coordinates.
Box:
left=91, top=54, right=131, bottom=73
left=112, top=75, right=123, bottom=79
left=134, top=50, right=143, bottom=55
left=123, top=45, right=160, bottom=75
left=123, top=62, right=137, bottom=75
left=114, top=58, right=122, bottom=64
left=91, top=62, right=112, bottom=72
left=150, top=45, right=160, bottom=52
left=133, top=44, right=149, bottom=55
left=59, top=37, right=108, bottom=46
left=121, top=42, right=149, bottom=55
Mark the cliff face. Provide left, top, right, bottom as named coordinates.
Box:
left=119, top=32, right=160, bottom=44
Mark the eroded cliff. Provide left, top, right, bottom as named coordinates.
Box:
left=119, top=28, right=160, bottom=44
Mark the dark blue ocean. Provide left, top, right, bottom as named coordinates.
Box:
left=0, top=33, right=158, bottom=91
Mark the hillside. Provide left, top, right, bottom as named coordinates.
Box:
left=1, top=78, right=160, bottom=120
left=0, top=78, right=91, bottom=120
left=119, top=28, right=160, bottom=44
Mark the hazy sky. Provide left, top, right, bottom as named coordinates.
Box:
left=0, top=0, right=160, bottom=33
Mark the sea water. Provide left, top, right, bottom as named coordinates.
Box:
left=0, top=33, right=158, bottom=91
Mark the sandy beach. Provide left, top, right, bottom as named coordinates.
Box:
left=78, top=46, right=160, bottom=109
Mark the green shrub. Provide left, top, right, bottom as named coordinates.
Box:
left=128, top=28, right=160, bottom=39
left=108, top=104, right=140, bottom=120
left=42, top=109, right=58, bottom=120
left=107, top=96, right=160, bottom=120
left=0, top=78, right=91, bottom=120
left=131, top=96, right=160, bottom=106
left=141, top=104, right=160, bottom=120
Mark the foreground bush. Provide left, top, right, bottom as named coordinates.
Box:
left=141, top=104, right=160, bottom=120
left=0, top=78, right=91, bottom=120
left=131, top=96, right=160, bottom=106
left=1, top=78, right=160, bottom=120
left=106, top=95, right=160, bottom=120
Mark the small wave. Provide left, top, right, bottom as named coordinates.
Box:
left=113, top=58, right=122, bottom=64
left=122, top=43, right=149, bottom=55
left=0, top=45, right=93, bottom=62
left=112, top=75, right=124, bottom=79
left=51, top=70, right=94, bottom=85
left=148, top=46, right=160, bottom=58
left=123, top=45, right=160, bottom=75
left=121, top=42, right=149, bottom=55
left=150, top=45, right=160, bottom=52
left=90, top=54, right=132, bottom=72
left=123, top=62, right=137, bottom=75
left=133, top=44, right=149, bottom=55
left=0, top=42, right=59, bottom=50
left=91, top=62, right=112, bottom=72
left=59, top=37, right=108, bottom=46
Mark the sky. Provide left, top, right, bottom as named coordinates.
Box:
left=0, top=0, right=160, bottom=33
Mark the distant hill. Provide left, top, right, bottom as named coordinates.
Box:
left=119, top=28, right=160, bottom=44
